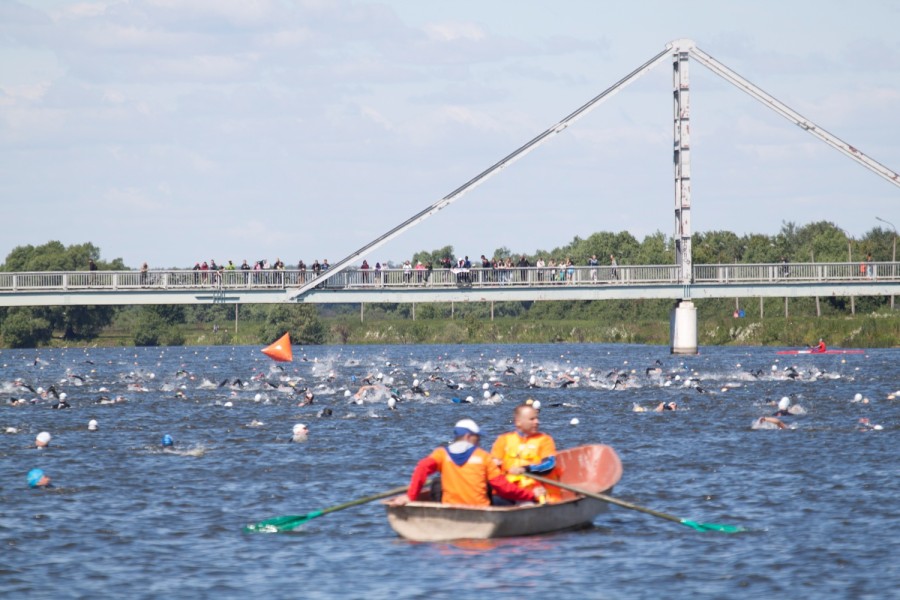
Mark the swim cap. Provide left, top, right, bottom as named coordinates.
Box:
left=413, top=379, right=420, bottom=387
left=778, top=397, right=790, bottom=411
left=88, top=419, right=98, bottom=431
left=344, top=390, right=351, bottom=397
left=482, top=383, right=489, bottom=390
left=27, top=468, right=46, bottom=488
left=292, top=423, right=308, bottom=435
left=161, top=434, right=174, bottom=447
left=35, top=431, right=51, bottom=447
left=454, top=419, right=480, bottom=437
left=532, top=400, right=542, bottom=410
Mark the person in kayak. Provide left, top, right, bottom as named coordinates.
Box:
left=390, top=419, right=542, bottom=507
left=809, top=339, right=826, bottom=353
left=491, top=403, right=561, bottom=503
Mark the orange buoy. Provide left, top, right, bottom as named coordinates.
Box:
left=261, top=332, right=293, bottom=362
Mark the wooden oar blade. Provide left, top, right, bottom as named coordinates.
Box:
left=244, top=510, right=324, bottom=533
left=680, top=519, right=745, bottom=533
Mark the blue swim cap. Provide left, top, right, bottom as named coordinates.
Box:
left=27, top=468, right=45, bottom=488
left=451, top=397, right=461, bottom=404
left=161, top=434, right=174, bottom=447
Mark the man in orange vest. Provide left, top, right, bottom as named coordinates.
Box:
left=390, top=419, right=542, bottom=507
left=491, top=403, right=561, bottom=503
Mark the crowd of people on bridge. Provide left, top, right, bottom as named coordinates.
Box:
left=113, top=253, right=622, bottom=288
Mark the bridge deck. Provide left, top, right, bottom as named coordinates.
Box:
left=0, top=262, right=898, bottom=306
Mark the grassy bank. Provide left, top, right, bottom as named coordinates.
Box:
left=35, top=311, right=900, bottom=349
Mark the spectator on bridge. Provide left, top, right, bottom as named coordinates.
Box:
left=866, top=253, right=874, bottom=278
left=610, top=254, right=618, bottom=280
left=589, top=255, right=599, bottom=282
left=415, top=260, right=426, bottom=284
left=375, top=261, right=382, bottom=285
left=535, top=257, right=545, bottom=282
left=140, top=262, right=148, bottom=286
left=322, top=259, right=330, bottom=272
left=311, top=260, right=321, bottom=278
left=403, top=260, right=412, bottom=284
left=241, top=259, right=251, bottom=284
left=517, top=255, right=529, bottom=283
left=298, top=260, right=306, bottom=283
left=781, top=256, right=790, bottom=278
left=361, top=260, right=370, bottom=284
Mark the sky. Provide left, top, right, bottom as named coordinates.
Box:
left=2, top=0, right=899, bottom=269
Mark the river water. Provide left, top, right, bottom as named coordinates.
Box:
left=1, top=343, right=897, bottom=599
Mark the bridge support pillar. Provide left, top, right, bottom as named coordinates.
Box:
left=670, top=300, right=697, bottom=355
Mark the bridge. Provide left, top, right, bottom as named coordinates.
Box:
left=1, top=262, right=898, bottom=308
left=5, top=40, right=898, bottom=353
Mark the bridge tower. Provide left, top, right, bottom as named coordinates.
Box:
left=670, top=39, right=698, bottom=354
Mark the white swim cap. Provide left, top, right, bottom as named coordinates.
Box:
left=454, top=419, right=480, bottom=436
left=465, top=396, right=474, bottom=403
left=529, top=375, right=536, bottom=384
left=853, top=393, right=863, bottom=402
left=36, top=431, right=51, bottom=447
left=532, top=400, right=541, bottom=410
left=778, top=397, right=790, bottom=411
left=88, top=419, right=98, bottom=431
left=482, top=383, right=489, bottom=390
left=483, top=391, right=491, bottom=399
left=292, top=423, right=308, bottom=434
left=570, top=418, right=580, bottom=426
left=59, top=393, right=67, bottom=400
left=344, top=390, right=351, bottom=397
left=387, top=397, right=396, bottom=409
left=413, top=379, right=419, bottom=387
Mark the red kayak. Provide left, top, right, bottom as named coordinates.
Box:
left=776, top=349, right=866, bottom=355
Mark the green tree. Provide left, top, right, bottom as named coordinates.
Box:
left=0, top=308, right=52, bottom=348
left=260, top=304, right=325, bottom=345
left=0, top=241, right=122, bottom=343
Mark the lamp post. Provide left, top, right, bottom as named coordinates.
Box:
left=876, top=216, right=897, bottom=310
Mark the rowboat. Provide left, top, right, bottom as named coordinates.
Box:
left=383, top=444, right=622, bottom=542
left=775, top=349, right=866, bottom=355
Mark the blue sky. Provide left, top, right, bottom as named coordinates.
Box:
left=2, top=0, right=899, bottom=269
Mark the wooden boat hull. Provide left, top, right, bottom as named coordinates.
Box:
left=384, top=444, right=622, bottom=542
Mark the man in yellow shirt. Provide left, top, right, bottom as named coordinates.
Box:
left=491, top=403, right=561, bottom=502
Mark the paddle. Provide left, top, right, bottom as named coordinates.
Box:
left=527, top=474, right=744, bottom=533
left=244, top=484, right=410, bottom=533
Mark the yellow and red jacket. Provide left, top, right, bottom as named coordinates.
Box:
left=490, top=431, right=562, bottom=502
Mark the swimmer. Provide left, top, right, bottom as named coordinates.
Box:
left=88, top=419, right=98, bottom=431
left=162, top=434, right=174, bottom=447
left=754, top=416, right=787, bottom=430
left=35, top=431, right=51, bottom=448
left=655, top=401, right=677, bottom=412
left=27, top=468, right=51, bottom=488
left=291, top=423, right=309, bottom=443
left=773, top=397, right=792, bottom=417
left=298, top=389, right=315, bottom=406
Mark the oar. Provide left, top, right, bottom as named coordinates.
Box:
left=244, top=484, right=409, bottom=533
left=528, top=474, right=744, bottom=533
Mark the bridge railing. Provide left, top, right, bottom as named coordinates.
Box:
left=0, top=262, right=897, bottom=293
left=693, top=261, right=896, bottom=282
